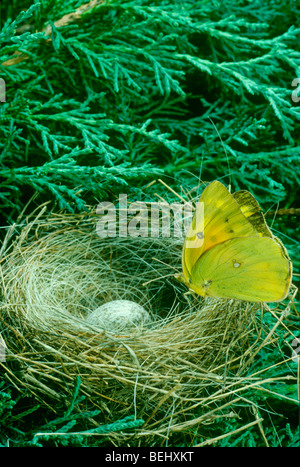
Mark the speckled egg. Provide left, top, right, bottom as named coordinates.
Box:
left=86, top=299, right=152, bottom=333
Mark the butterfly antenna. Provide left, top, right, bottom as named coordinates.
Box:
left=208, top=117, right=232, bottom=190
left=267, top=201, right=280, bottom=230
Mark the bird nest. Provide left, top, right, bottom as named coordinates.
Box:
left=0, top=205, right=295, bottom=445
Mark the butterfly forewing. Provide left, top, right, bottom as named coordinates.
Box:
left=183, top=181, right=259, bottom=278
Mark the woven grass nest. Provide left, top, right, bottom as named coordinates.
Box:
left=0, top=204, right=296, bottom=445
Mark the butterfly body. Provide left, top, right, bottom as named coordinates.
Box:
left=180, top=181, right=292, bottom=302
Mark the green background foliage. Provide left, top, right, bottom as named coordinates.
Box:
left=0, top=0, right=299, bottom=447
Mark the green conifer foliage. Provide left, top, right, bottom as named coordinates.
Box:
left=1, top=0, right=299, bottom=220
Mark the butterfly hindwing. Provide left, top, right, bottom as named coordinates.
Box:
left=190, top=236, right=292, bottom=302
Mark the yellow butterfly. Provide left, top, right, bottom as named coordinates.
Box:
left=179, top=181, right=292, bottom=302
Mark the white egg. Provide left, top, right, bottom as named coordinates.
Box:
left=86, top=299, right=152, bottom=333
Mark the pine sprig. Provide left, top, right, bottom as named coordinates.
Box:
left=0, top=0, right=299, bottom=218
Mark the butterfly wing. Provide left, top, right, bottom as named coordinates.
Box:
left=233, top=190, right=291, bottom=264
left=189, top=236, right=292, bottom=302
left=182, top=181, right=259, bottom=281
left=233, top=190, right=272, bottom=237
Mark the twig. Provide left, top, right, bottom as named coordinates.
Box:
left=2, top=0, right=104, bottom=67
left=195, top=417, right=264, bottom=447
